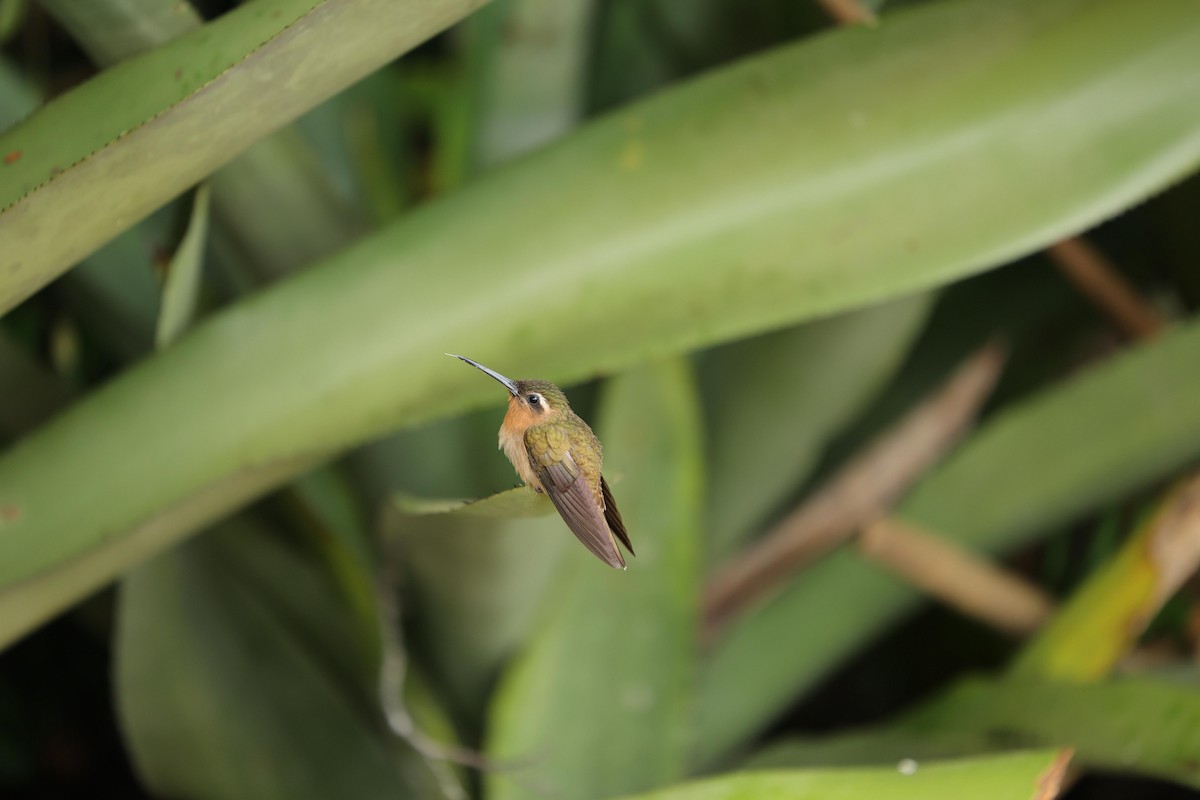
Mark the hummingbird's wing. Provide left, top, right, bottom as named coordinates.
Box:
left=526, top=430, right=626, bottom=569
left=601, top=476, right=634, bottom=556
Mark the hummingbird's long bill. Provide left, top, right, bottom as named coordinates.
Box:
left=447, top=354, right=519, bottom=396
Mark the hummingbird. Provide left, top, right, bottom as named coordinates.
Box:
left=449, top=354, right=634, bottom=569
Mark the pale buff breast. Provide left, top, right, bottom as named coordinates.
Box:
left=499, top=402, right=544, bottom=491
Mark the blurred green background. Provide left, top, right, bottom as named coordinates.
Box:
left=1, top=0, right=1200, bottom=797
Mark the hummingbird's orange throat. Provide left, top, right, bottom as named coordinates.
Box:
left=499, top=398, right=546, bottom=490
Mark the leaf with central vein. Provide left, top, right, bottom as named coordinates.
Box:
left=155, top=184, right=210, bottom=348
left=620, top=750, right=1070, bottom=800
left=39, top=0, right=203, bottom=65
left=751, top=676, right=1200, bottom=789
left=486, top=360, right=703, bottom=800
left=115, top=524, right=446, bottom=799
left=694, top=318, right=1200, bottom=766
left=702, top=293, right=933, bottom=564
left=388, top=495, right=569, bottom=720
left=0, top=0, right=488, bottom=314
left=0, top=0, right=1199, bottom=650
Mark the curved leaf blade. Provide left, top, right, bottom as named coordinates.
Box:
left=621, top=751, right=1070, bottom=800
left=1, top=0, right=1199, bottom=647
left=115, top=524, right=442, bottom=799
left=703, top=293, right=933, bottom=562
left=695, top=317, right=1200, bottom=766
left=0, top=0, right=486, bottom=314
left=155, top=184, right=210, bottom=348
left=486, top=360, right=704, bottom=800
left=389, top=500, right=569, bottom=717
left=39, top=0, right=203, bottom=65
left=756, top=675, right=1200, bottom=790
left=391, top=486, right=555, bottom=519
left=899, top=677, right=1200, bottom=789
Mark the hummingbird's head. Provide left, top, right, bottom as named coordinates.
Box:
left=510, top=379, right=570, bottom=419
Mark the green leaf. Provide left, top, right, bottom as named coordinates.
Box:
left=42, top=0, right=369, bottom=285
left=468, top=0, right=593, bottom=168
left=754, top=676, right=1200, bottom=789
left=0, top=0, right=486, bottom=314
left=486, top=360, right=703, bottom=800
left=703, top=293, right=933, bottom=563
left=39, top=0, right=203, bottom=65
left=0, top=56, right=39, bottom=138
left=115, top=523, right=446, bottom=799
left=392, top=486, right=555, bottom=518
left=695, top=318, right=1200, bottom=766
left=155, top=184, right=210, bottom=348
left=902, top=677, right=1200, bottom=789
left=0, top=332, right=73, bottom=440
left=286, top=467, right=381, bottom=648
left=209, top=129, right=367, bottom=281
left=60, top=210, right=171, bottom=359
left=0, top=0, right=27, bottom=44
left=621, top=750, right=1070, bottom=800
left=2, top=0, right=1200, bottom=649
left=388, top=497, right=570, bottom=719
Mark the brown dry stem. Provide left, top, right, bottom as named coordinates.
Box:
left=859, top=517, right=1055, bottom=636
left=1047, top=237, right=1165, bottom=341
left=816, top=0, right=878, bottom=26
left=703, top=340, right=1007, bottom=640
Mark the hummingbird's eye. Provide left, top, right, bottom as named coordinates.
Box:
left=528, top=393, right=542, bottom=407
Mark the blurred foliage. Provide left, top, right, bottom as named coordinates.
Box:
left=2, top=0, right=1200, bottom=798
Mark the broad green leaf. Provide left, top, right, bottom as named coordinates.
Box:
left=2, top=0, right=1200, bottom=649
left=703, top=293, right=932, bottom=563
left=0, top=0, right=26, bottom=44
left=287, top=467, right=381, bottom=647
left=60, top=210, right=171, bottom=359
left=378, top=413, right=561, bottom=723
left=586, top=0, right=825, bottom=115
left=42, top=0, right=367, bottom=353
left=340, top=70, right=415, bottom=222
left=586, top=0, right=725, bottom=114
left=486, top=360, right=703, bottom=800
left=0, top=332, right=73, bottom=440
left=39, top=0, right=202, bottom=64
left=364, top=0, right=603, bottom=704
left=695, top=317, right=1200, bottom=766
left=281, top=466, right=469, bottom=793
left=468, top=0, right=593, bottom=168
left=353, top=406, right=519, bottom=503
left=747, top=729, right=996, bottom=770
left=386, top=495, right=569, bottom=720
left=0, top=57, right=37, bottom=130
left=0, top=450, right=325, bottom=648
left=115, top=523, right=447, bottom=799
left=754, top=677, right=1200, bottom=789
left=623, top=750, right=1070, bottom=800
left=902, top=678, right=1200, bottom=789
left=392, top=486, right=554, bottom=518
left=208, top=130, right=367, bottom=281
left=155, top=184, right=210, bottom=348
left=43, top=0, right=368, bottom=285
left=0, top=0, right=486, bottom=314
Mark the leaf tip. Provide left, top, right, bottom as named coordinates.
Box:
left=1033, top=748, right=1075, bottom=800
